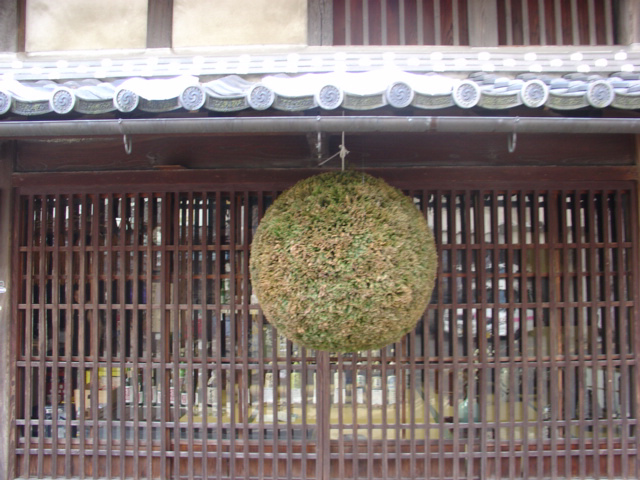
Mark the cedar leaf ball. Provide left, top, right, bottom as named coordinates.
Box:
left=250, top=171, right=437, bottom=352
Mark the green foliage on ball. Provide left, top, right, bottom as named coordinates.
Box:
left=250, top=171, right=437, bottom=352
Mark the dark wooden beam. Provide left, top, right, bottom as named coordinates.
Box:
left=147, top=0, right=173, bottom=48
left=308, top=0, right=333, bottom=46
left=12, top=166, right=638, bottom=193
left=0, top=0, right=25, bottom=52
left=468, top=0, right=498, bottom=47
left=618, top=0, right=640, bottom=45
left=0, top=142, right=16, bottom=480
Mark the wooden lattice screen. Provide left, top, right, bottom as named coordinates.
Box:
left=330, top=0, right=619, bottom=46
left=13, top=180, right=640, bottom=480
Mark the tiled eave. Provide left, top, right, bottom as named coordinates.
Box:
left=1, top=47, right=640, bottom=117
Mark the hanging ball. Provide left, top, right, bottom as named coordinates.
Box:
left=250, top=171, right=438, bottom=352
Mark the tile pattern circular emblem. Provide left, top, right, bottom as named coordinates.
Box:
left=386, top=82, right=414, bottom=108
left=50, top=88, right=76, bottom=114
left=453, top=80, right=480, bottom=108
left=179, top=85, right=206, bottom=111
left=587, top=80, right=614, bottom=108
left=248, top=84, right=275, bottom=110
left=114, top=88, right=139, bottom=112
left=521, top=79, right=549, bottom=108
left=316, top=84, right=343, bottom=110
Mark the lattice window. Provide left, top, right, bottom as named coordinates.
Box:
left=13, top=183, right=640, bottom=479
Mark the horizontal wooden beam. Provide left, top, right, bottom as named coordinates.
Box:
left=12, top=166, right=637, bottom=193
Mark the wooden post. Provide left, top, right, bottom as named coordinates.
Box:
left=308, top=0, right=333, bottom=46
left=618, top=0, right=640, bottom=45
left=0, top=142, right=15, bottom=480
left=0, top=0, right=25, bottom=52
left=147, top=0, right=173, bottom=48
left=468, top=0, right=499, bottom=47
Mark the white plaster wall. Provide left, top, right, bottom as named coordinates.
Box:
left=25, top=0, right=148, bottom=52
left=173, top=0, right=307, bottom=47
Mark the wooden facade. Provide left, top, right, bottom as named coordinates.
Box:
left=2, top=1, right=640, bottom=480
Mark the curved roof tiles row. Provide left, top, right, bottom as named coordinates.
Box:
left=0, top=70, right=639, bottom=117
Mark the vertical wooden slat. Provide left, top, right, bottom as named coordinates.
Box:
left=468, top=0, right=498, bottom=46
left=615, top=190, right=630, bottom=479
left=409, top=332, right=417, bottom=480
left=538, top=0, right=547, bottom=45
left=257, top=193, right=266, bottom=480
left=186, top=192, right=195, bottom=480
left=505, top=0, right=514, bottom=45
left=434, top=191, right=445, bottom=480
left=570, top=0, right=580, bottom=45
left=518, top=191, right=530, bottom=478
left=548, top=192, right=559, bottom=480
left=214, top=190, right=223, bottom=480
left=452, top=0, right=460, bottom=46
left=285, top=340, right=293, bottom=480
left=416, top=0, right=424, bottom=45
left=240, top=192, right=255, bottom=480
left=399, top=0, right=406, bottom=45
left=105, top=194, right=114, bottom=479
left=602, top=191, right=615, bottom=479
left=362, top=0, right=369, bottom=45
left=21, top=195, right=34, bottom=478
left=77, top=194, right=87, bottom=480
left=587, top=191, right=601, bottom=480
left=533, top=191, right=545, bottom=480
left=36, top=195, right=45, bottom=478
left=476, top=191, right=489, bottom=480
left=200, top=191, right=209, bottom=480
left=559, top=191, right=572, bottom=480
left=451, top=192, right=461, bottom=480
left=587, top=0, right=596, bottom=45
left=63, top=196, right=73, bottom=478
left=146, top=0, right=173, bottom=48
left=50, top=195, right=60, bottom=476
left=423, top=192, right=432, bottom=480
left=521, top=0, right=530, bottom=45
left=0, top=0, right=24, bottom=52
left=434, top=0, right=442, bottom=45
left=380, top=0, right=387, bottom=46
left=464, top=190, right=475, bottom=480
left=491, top=192, right=502, bottom=480
left=505, top=191, right=516, bottom=480
left=172, top=193, right=181, bottom=480
left=574, top=191, right=587, bottom=480
left=229, top=192, right=238, bottom=480
left=350, top=353, right=359, bottom=480
left=554, top=0, right=563, bottom=45
left=117, top=195, right=127, bottom=480
left=345, top=0, right=352, bottom=45
left=131, top=194, right=141, bottom=480
left=629, top=184, right=640, bottom=480
left=604, top=0, right=614, bottom=45
left=90, top=194, right=100, bottom=478
left=366, top=350, right=373, bottom=480
left=144, top=194, right=154, bottom=480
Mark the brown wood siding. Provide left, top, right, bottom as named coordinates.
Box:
left=11, top=168, right=640, bottom=479
left=497, top=0, right=617, bottom=46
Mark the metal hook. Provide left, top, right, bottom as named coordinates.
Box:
left=507, top=131, right=517, bottom=153
left=123, top=134, right=132, bottom=155
left=508, top=117, right=519, bottom=154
